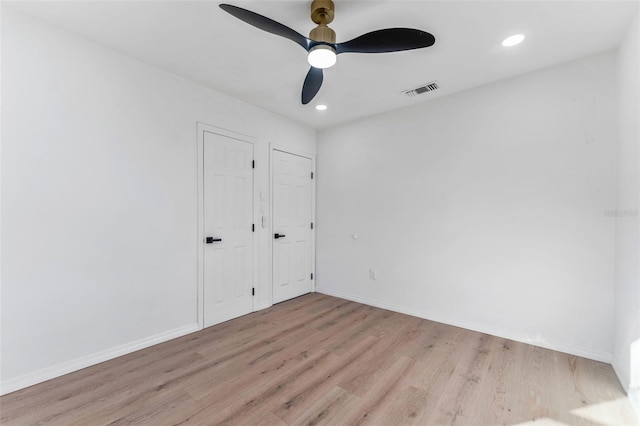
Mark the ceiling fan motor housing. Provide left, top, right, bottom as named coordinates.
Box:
left=310, top=25, right=336, bottom=43
left=310, top=0, right=336, bottom=43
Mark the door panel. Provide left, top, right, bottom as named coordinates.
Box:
left=204, top=132, right=253, bottom=327
left=273, top=150, right=313, bottom=304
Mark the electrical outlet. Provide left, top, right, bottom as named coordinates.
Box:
left=369, top=268, right=377, bottom=280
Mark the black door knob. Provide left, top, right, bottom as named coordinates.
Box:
left=206, top=237, right=222, bottom=244
left=274, top=233, right=286, bottom=239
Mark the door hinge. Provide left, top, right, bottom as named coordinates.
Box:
left=311, top=222, right=314, bottom=229
left=252, top=160, right=255, bottom=169
left=252, top=287, right=255, bottom=296
left=311, top=273, right=314, bottom=280
left=311, top=171, right=314, bottom=179
left=252, top=223, right=255, bottom=232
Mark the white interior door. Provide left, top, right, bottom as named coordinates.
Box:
left=203, top=131, right=254, bottom=327
left=272, top=150, right=313, bottom=304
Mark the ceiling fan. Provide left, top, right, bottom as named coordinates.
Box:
left=219, top=1, right=436, bottom=105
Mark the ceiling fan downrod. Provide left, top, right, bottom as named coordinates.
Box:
left=309, top=0, right=336, bottom=44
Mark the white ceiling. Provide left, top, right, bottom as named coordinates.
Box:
left=6, top=0, right=638, bottom=129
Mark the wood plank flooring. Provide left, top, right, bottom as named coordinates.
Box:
left=1, top=293, right=637, bottom=425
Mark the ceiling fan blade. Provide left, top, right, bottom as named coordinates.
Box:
left=220, top=4, right=311, bottom=51
left=335, top=28, right=435, bottom=54
left=302, top=67, right=323, bottom=105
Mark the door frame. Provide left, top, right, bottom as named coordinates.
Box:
left=269, top=144, right=317, bottom=304
left=197, top=122, right=257, bottom=330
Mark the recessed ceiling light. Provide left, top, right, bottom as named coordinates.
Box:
left=502, top=34, right=525, bottom=47
left=315, top=104, right=327, bottom=111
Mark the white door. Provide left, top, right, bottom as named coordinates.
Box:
left=272, top=150, right=313, bottom=304
left=203, top=131, right=254, bottom=327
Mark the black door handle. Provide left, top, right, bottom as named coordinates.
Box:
left=274, top=233, right=286, bottom=239
left=206, top=237, right=222, bottom=244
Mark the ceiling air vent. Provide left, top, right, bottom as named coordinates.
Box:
left=403, top=81, right=440, bottom=97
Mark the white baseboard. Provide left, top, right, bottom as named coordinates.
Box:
left=612, top=357, right=640, bottom=420
left=612, top=356, right=631, bottom=392
left=256, top=301, right=272, bottom=311
left=316, top=287, right=612, bottom=364
left=0, top=323, right=199, bottom=396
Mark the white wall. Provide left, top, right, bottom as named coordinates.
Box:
left=316, top=51, right=618, bottom=361
left=613, top=9, right=640, bottom=406
left=0, top=10, right=315, bottom=394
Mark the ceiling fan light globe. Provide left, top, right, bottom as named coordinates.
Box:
left=308, top=45, right=337, bottom=69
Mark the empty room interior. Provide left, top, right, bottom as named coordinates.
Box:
left=1, top=0, right=639, bottom=424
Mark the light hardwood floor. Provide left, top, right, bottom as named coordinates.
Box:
left=1, top=293, right=637, bottom=425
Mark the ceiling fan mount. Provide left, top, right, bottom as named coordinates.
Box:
left=219, top=1, right=435, bottom=105
left=310, top=0, right=335, bottom=27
